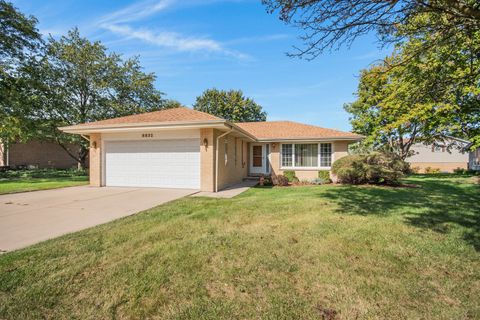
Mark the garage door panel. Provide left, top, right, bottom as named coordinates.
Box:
left=105, top=139, right=200, bottom=189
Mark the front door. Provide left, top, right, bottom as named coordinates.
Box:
left=250, top=144, right=268, bottom=174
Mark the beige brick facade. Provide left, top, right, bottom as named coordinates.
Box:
left=88, top=129, right=249, bottom=191
left=267, top=140, right=352, bottom=181
left=216, top=132, right=249, bottom=190
left=200, top=129, right=216, bottom=192
left=85, top=127, right=354, bottom=191
left=89, top=133, right=102, bottom=187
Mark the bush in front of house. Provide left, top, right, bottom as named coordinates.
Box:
left=283, top=170, right=299, bottom=183
left=318, top=170, right=331, bottom=183
left=0, top=168, right=88, bottom=179
left=332, top=152, right=407, bottom=185
left=424, top=167, right=441, bottom=174
left=274, top=175, right=289, bottom=186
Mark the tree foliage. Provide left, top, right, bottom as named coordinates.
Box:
left=346, top=18, right=480, bottom=153
left=193, top=88, right=266, bottom=122
left=0, top=0, right=42, bottom=144
left=26, top=28, right=164, bottom=167
left=262, top=0, right=480, bottom=60
left=332, top=152, right=409, bottom=185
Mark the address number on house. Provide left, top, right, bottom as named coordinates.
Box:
left=141, top=133, right=154, bottom=138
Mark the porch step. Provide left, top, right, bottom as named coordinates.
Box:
left=244, top=176, right=260, bottom=181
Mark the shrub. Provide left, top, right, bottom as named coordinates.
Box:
left=410, top=166, right=421, bottom=174
left=424, top=167, right=440, bottom=174
left=318, top=170, right=331, bottom=183
left=283, top=170, right=298, bottom=183
left=332, top=152, right=406, bottom=185
left=453, top=167, right=467, bottom=174
left=0, top=168, right=88, bottom=179
left=261, top=175, right=273, bottom=186
left=274, top=175, right=289, bottom=186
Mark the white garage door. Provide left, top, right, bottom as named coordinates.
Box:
left=104, top=139, right=200, bottom=189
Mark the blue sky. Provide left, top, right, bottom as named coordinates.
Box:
left=12, top=0, right=390, bottom=131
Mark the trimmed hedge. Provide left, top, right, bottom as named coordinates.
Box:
left=283, top=170, right=298, bottom=183
left=318, top=170, right=331, bottom=183
left=332, top=152, right=408, bottom=185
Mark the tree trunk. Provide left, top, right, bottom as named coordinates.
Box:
left=77, top=146, right=89, bottom=170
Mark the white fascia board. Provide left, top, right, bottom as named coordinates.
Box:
left=59, top=120, right=227, bottom=134
left=257, top=137, right=363, bottom=142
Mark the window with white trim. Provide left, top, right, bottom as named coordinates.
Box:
left=320, top=143, right=332, bottom=167
left=295, top=144, right=318, bottom=167
left=281, top=143, right=332, bottom=168
left=281, top=144, right=293, bottom=167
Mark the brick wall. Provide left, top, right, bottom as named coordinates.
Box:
left=216, top=130, right=249, bottom=191
left=89, top=134, right=102, bottom=186
left=5, top=140, right=84, bottom=169
left=269, top=140, right=352, bottom=181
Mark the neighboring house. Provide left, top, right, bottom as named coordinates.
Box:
left=406, top=137, right=472, bottom=173
left=0, top=139, right=82, bottom=169
left=60, top=107, right=363, bottom=192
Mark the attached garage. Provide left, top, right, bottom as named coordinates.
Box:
left=104, top=139, right=200, bottom=189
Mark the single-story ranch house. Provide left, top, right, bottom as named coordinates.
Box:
left=60, top=107, right=363, bottom=192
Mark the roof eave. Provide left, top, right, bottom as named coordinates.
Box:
left=256, top=136, right=364, bottom=142
left=59, top=120, right=227, bottom=134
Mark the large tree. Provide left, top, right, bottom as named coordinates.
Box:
left=193, top=88, right=266, bottom=122
left=346, top=26, right=480, bottom=157
left=345, top=61, right=425, bottom=159
left=264, top=0, right=480, bottom=149
left=0, top=0, right=42, bottom=144
left=27, top=28, right=165, bottom=168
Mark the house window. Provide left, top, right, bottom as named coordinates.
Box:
left=281, top=143, right=332, bottom=168
left=295, top=144, right=318, bottom=167
left=281, top=144, right=293, bottom=167
left=320, top=143, right=332, bottom=166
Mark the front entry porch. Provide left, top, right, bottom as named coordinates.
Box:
left=249, top=143, right=270, bottom=176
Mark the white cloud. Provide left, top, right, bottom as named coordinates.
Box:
left=102, top=24, right=250, bottom=60
left=97, top=0, right=254, bottom=60
left=99, top=0, right=174, bottom=24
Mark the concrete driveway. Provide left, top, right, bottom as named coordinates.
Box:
left=0, top=186, right=197, bottom=252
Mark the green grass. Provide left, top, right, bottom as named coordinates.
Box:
left=0, top=174, right=479, bottom=319
left=0, top=169, right=88, bottom=194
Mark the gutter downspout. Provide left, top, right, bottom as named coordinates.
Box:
left=215, top=128, right=233, bottom=192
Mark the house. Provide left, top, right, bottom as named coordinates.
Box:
left=0, top=139, right=82, bottom=169
left=60, top=107, right=363, bottom=192
left=406, top=137, right=473, bottom=173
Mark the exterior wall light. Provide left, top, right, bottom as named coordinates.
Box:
left=203, top=138, right=208, bottom=148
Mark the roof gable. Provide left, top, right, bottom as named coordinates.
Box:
left=77, top=107, right=223, bottom=127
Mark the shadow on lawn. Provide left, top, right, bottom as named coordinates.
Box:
left=320, top=176, right=480, bottom=251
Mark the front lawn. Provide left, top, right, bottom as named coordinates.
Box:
left=0, top=169, right=88, bottom=195
left=0, top=174, right=478, bottom=319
